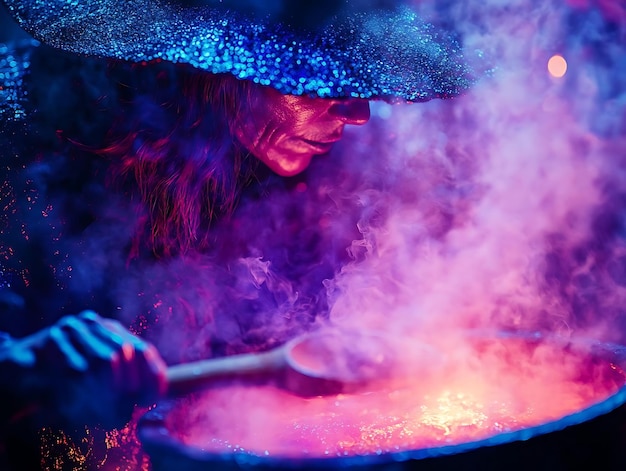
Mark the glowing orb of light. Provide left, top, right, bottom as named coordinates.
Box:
left=548, top=54, right=568, bottom=78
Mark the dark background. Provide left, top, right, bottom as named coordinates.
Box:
left=0, top=4, right=30, bottom=44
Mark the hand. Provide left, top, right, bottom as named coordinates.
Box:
left=1, top=311, right=168, bottom=429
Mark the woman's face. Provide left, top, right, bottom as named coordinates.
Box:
left=234, top=85, right=371, bottom=176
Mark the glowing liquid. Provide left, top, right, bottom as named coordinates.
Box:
left=166, top=338, right=625, bottom=458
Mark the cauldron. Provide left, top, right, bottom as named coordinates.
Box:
left=138, top=331, right=626, bottom=470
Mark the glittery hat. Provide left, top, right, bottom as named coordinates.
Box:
left=2, top=0, right=480, bottom=102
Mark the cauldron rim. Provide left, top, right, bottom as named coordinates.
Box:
left=138, top=330, right=626, bottom=469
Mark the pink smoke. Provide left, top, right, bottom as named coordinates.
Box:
left=137, top=0, right=626, bottom=461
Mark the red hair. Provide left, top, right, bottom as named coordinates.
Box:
left=98, top=62, right=259, bottom=256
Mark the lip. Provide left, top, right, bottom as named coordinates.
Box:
left=301, top=138, right=339, bottom=153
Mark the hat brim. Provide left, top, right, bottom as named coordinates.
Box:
left=3, top=0, right=480, bottom=102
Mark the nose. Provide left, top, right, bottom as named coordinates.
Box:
left=328, top=99, right=371, bottom=125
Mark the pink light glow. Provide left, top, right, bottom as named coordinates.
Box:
left=548, top=55, right=568, bottom=78
left=142, top=0, right=626, bottom=459
left=96, top=0, right=625, bottom=464
left=167, top=337, right=624, bottom=457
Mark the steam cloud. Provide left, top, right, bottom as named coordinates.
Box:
left=157, top=1, right=626, bottom=456
left=312, top=0, right=626, bottom=344
left=56, top=1, right=625, bottom=361
left=3, top=0, right=623, bottom=466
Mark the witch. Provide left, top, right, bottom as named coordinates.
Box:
left=0, top=0, right=476, bottom=468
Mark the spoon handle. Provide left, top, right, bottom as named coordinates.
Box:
left=166, top=347, right=286, bottom=396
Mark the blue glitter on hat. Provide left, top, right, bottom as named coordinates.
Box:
left=2, top=0, right=483, bottom=102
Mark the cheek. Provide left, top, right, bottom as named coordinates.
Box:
left=236, top=91, right=333, bottom=176
left=252, top=101, right=295, bottom=143
left=264, top=96, right=327, bottom=137
left=235, top=107, right=278, bottom=152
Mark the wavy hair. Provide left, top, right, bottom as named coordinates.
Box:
left=98, top=62, right=259, bottom=256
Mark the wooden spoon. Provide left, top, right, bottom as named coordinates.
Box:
left=166, top=329, right=410, bottom=397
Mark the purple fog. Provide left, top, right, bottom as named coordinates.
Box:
left=23, top=0, right=625, bottom=464
left=91, top=0, right=626, bottom=361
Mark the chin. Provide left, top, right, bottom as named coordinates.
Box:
left=264, top=153, right=314, bottom=177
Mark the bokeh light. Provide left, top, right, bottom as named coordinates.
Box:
left=548, top=54, right=568, bottom=78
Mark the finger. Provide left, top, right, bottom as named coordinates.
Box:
left=99, top=317, right=145, bottom=349
left=65, top=316, right=138, bottom=425
left=80, top=313, right=168, bottom=400
left=129, top=343, right=169, bottom=404
left=57, top=316, right=129, bottom=403
left=65, top=313, right=132, bottom=393
left=76, top=311, right=127, bottom=350
left=56, top=315, right=118, bottom=364
left=100, top=318, right=168, bottom=401
left=75, top=313, right=136, bottom=388
left=96, top=320, right=141, bottom=395
left=47, top=324, right=88, bottom=372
